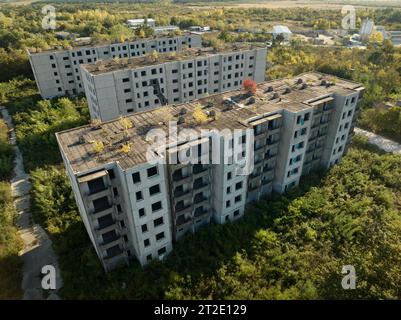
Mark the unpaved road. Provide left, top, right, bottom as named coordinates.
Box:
left=355, top=127, right=401, bottom=155
left=1, top=106, right=63, bottom=300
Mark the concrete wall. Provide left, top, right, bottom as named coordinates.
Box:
left=83, top=47, right=268, bottom=122
left=29, top=34, right=202, bottom=99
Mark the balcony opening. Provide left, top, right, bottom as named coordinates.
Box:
left=93, top=196, right=111, bottom=213
left=102, top=230, right=119, bottom=245
left=88, top=177, right=106, bottom=195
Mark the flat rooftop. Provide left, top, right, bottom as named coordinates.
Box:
left=28, top=32, right=196, bottom=54
left=81, top=44, right=266, bottom=75
left=56, top=72, right=363, bottom=174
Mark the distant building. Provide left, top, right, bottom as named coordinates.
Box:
left=389, top=31, right=401, bottom=45
left=189, top=26, right=211, bottom=32
left=272, top=25, right=292, bottom=41
left=153, top=25, right=180, bottom=35
left=127, top=18, right=156, bottom=29
left=359, top=18, right=389, bottom=42
left=376, top=26, right=390, bottom=40
left=28, top=33, right=201, bottom=99
left=359, top=18, right=375, bottom=41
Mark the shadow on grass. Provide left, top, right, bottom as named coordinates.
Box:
left=0, top=251, right=23, bottom=299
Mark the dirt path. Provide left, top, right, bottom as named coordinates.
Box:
left=355, top=127, right=401, bottom=155
left=0, top=106, right=63, bottom=300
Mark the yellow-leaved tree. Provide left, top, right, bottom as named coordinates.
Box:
left=92, top=140, right=104, bottom=153
left=193, top=104, right=208, bottom=124
left=369, top=32, right=384, bottom=44
left=120, top=143, right=131, bottom=153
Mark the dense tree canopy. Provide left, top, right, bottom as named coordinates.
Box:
left=10, top=94, right=89, bottom=171
left=0, top=119, right=22, bottom=299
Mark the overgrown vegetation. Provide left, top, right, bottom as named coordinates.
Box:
left=29, top=137, right=401, bottom=299
left=265, top=41, right=401, bottom=143
left=10, top=94, right=89, bottom=171
left=0, top=118, right=14, bottom=180
left=0, top=3, right=400, bottom=81
left=0, top=119, right=22, bottom=299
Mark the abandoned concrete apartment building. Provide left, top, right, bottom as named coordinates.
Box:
left=79, top=44, right=268, bottom=121
left=56, top=72, right=364, bottom=271
left=28, top=33, right=202, bottom=99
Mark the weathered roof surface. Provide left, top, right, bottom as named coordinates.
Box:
left=81, top=44, right=266, bottom=75
left=28, top=33, right=195, bottom=54
left=127, top=18, right=155, bottom=24
left=272, top=25, right=292, bottom=34
left=56, top=72, right=363, bottom=174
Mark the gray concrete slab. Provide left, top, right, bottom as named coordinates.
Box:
left=355, top=127, right=401, bottom=155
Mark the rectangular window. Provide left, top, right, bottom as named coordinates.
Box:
left=141, top=224, right=148, bottom=233
left=152, top=201, right=162, bottom=212
left=138, top=208, right=145, bottom=217
left=158, top=247, right=167, bottom=256
left=132, top=172, right=141, bottom=184
left=235, top=181, right=242, bottom=190
left=136, top=191, right=143, bottom=201
left=92, top=196, right=109, bottom=213
left=156, top=232, right=165, bottom=241
left=149, top=184, right=160, bottom=196
left=154, top=217, right=164, bottom=227
left=147, top=166, right=158, bottom=178
left=113, top=187, right=118, bottom=197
